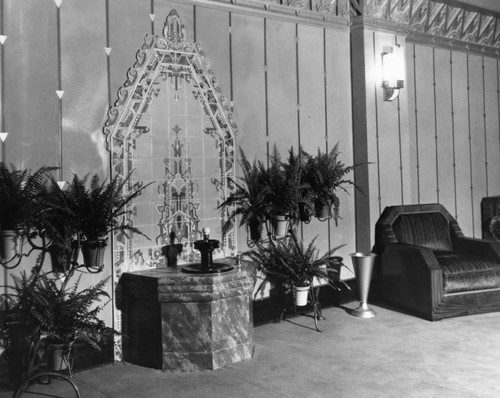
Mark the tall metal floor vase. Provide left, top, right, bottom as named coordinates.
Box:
left=348, top=252, right=377, bottom=318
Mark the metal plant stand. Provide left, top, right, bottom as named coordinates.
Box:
left=278, top=286, right=324, bottom=332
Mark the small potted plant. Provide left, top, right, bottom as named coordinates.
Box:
left=259, top=146, right=306, bottom=238
left=0, top=164, right=55, bottom=262
left=246, top=230, right=346, bottom=306
left=218, top=148, right=271, bottom=242
left=302, top=143, right=358, bottom=223
left=1, top=270, right=117, bottom=377
left=56, top=171, right=152, bottom=271
left=0, top=272, right=44, bottom=387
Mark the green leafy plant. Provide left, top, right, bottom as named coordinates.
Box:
left=1, top=270, right=117, bottom=386
left=302, top=143, right=359, bottom=224
left=58, top=171, right=153, bottom=242
left=218, top=148, right=272, bottom=237
left=246, top=231, right=346, bottom=290
left=265, top=146, right=305, bottom=221
left=2, top=271, right=116, bottom=351
left=0, top=164, right=56, bottom=231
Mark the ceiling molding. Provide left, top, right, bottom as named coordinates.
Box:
left=349, top=0, right=500, bottom=55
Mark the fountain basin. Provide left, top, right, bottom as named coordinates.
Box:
left=119, top=259, right=255, bottom=371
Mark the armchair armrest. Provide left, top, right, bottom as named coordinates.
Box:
left=453, top=237, right=500, bottom=262
left=383, top=243, right=442, bottom=272
left=381, top=243, right=442, bottom=319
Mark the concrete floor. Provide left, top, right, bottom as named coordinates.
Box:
left=3, top=303, right=500, bottom=397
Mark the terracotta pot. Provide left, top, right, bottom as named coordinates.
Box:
left=81, top=239, right=108, bottom=271
left=294, top=286, right=310, bottom=306
left=0, top=230, right=24, bottom=262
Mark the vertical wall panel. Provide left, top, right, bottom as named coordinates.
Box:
left=374, top=32, right=405, bottom=210
left=232, top=14, right=266, bottom=251
left=195, top=7, right=231, bottom=100
left=108, top=0, right=150, bottom=109
left=484, top=57, right=500, bottom=196
left=451, top=52, right=472, bottom=234
left=297, top=24, right=329, bottom=251
left=325, top=28, right=355, bottom=270
left=297, top=24, right=325, bottom=153
left=4, top=0, right=59, bottom=169
left=61, top=0, right=107, bottom=178
left=364, top=29, right=381, bottom=237
left=232, top=14, right=266, bottom=158
left=267, top=19, right=297, bottom=156
left=406, top=44, right=418, bottom=203
left=413, top=45, right=437, bottom=204
left=468, top=54, right=487, bottom=237
left=434, top=48, right=455, bottom=215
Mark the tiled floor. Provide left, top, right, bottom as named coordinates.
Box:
left=3, top=304, right=500, bottom=397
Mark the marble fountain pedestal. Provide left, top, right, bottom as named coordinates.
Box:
left=119, top=260, right=255, bottom=371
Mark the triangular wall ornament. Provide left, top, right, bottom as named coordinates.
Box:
left=0, top=132, right=8, bottom=142
left=54, top=0, right=63, bottom=8
left=104, top=47, right=112, bottom=56
left=0, top=36, right=7, bottom=45
left=56, top=90, right=64, bottom=99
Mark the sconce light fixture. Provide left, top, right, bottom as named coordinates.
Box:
left=382, top=45, right=405, bottom=101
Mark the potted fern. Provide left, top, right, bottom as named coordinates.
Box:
left=218, top=148, right=271, bottom=242
left=57, top=171, right=152, bottom=271
left=0, top=164, right=55, bottom=262
left=1, top=270, right=117, bottom=376
left=302, top=143, right=358, bottom=223
left=246, top=231, right=346, bottom=306
left=265, top=146, right=305, bottom=237
left=0, top=272, right=43, bottom=386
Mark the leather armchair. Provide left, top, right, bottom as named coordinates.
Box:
left=373, top=203, right=500, bottom=321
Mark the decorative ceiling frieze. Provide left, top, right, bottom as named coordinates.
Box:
left=349, top=0, right=500, bottom=53
left=213, top=0, right=500, bottom=52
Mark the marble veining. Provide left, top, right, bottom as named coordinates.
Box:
left=120, top=261, right=255, bottom=371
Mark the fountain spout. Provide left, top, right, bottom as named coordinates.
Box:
left=181, top=227, right=233, bottom=274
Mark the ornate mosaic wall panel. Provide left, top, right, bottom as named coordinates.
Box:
left=104, top=10, right=237, bottom=278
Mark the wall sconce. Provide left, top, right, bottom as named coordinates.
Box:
left=382, top=45, right=404, bottom=101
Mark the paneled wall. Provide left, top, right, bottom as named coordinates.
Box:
left=0, top=0, right=355, bottom=330
left=407, top=43, right=500, bottom=237
left=353, top=24, right=500, bottom=248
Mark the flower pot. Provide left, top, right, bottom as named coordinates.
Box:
left=48, top=343, right=70, bottom=371
left=273, top=215, right=288, bottom=238
left=81, top=239, right=108, bottom=271
left=314, top=200, right=332, bottom=220
left=0, top=230, right=24, bottom=262
left=298, top=202, right=312, bottom=223
left=48, top=242, right=79, bottom=274
left=248, top=217, right=264, bottom=242
left=161, top=243, right=183, bottom=267
left=294, top=285, right=310, bottom=306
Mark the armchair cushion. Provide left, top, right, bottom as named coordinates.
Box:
left=436, top=252, right=500, bottom=293
left=392, top=212, right=453, bottom=252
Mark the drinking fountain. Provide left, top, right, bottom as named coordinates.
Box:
left=181, top=227, right=234, bottom=274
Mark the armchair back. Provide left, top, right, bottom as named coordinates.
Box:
left=373, top=203, right=463, bottom=255
left=392, top=213, right=453, bottom=252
